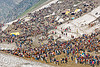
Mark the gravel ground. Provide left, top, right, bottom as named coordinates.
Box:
left=0, top=52, right=51, bottom=67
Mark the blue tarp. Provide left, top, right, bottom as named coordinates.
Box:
left=72, top=17, right=75, bottom=20
left=19, top=21, right=21, bottom=23
left=12, top=34, right=15, bottom=36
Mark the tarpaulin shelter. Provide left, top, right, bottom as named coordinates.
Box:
left=58, top=18, right=64, bottom=22
left=65, top=11, right=70, bottom=15
left=10, top=32, right=20, bottom=36
left=72, top=17, right=75, bottom=20
left=55, top=16, right=60, bottom=21
left=74, top=9, right=82, bottom=13
left=71, top=12, right=75, bottom=15
left=12, top=34, right=15, bottom=36
left=19, top=21, right=21, bottom=24
left=62, top=9, right=70, bottom=15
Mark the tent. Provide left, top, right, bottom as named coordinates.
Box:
left=55, top=16, right=60, bottom=21
left=72, top=17, right=75, bottom=20
left=71, top=12, right=75, bottom=15
left=62, top=9, right=70, bottom=15
left=19, top=21, right=21, bottom=23
left=58, top=18, right=64, bottom=22
left=12, top=34, right=15, bottom=36
left=65, top=11, right=70, bottom=15
left=74, top=9, right=82, bottom=13
left=24, top=17, right=31, bottom=21
left=10, top=32, right=20, bottom=35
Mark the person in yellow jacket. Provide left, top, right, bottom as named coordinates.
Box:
left=75, top=57, right=77, bottom=64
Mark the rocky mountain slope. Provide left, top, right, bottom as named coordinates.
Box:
left=0, top=0, right=40, bottom=23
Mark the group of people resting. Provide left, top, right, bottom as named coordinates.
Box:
left=1, top=31, right=99, bottom=67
